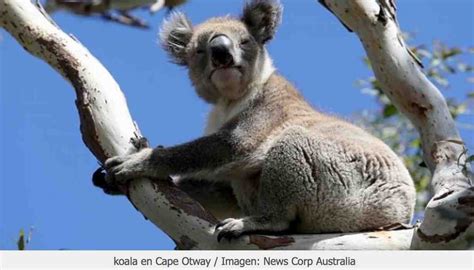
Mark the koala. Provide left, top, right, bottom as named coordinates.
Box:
left=104, top=0, right=416, bottom=241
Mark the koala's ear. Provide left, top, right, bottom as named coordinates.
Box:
left=241, top=0, right=282, bottom=44
left=159, top=12, right=193, bottom=66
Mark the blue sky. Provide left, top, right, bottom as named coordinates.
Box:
left=0, top=0, right=472, bottom=250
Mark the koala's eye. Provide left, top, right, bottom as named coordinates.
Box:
left=240, top=38, right=251, bottom=45
left=196, top=48, right=205, bottom=55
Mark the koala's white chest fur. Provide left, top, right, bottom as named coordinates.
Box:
left=204, top=87, right=259, bottom=135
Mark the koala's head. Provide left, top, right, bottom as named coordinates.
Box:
left=160, top=0, right=282, bottom=103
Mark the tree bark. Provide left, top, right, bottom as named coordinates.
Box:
left=319, top=0, right=473, bottom=249
left=1, top=0, right=471, bottom=249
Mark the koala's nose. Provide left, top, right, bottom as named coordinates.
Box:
left=209, top=35, right=234, bottom=67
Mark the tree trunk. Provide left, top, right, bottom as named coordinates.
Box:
left=1, top=0, right=471, bottom=249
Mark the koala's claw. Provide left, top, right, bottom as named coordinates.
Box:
left=217, top=230, right=242, bottom=242
left=215, top=218, right=246, bottom=242
left=103, top=148, right=154, bottom=185
left=130, top=137, right=149, bottom=152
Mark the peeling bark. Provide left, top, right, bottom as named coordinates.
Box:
left=249, top=235, right=295, bottom=250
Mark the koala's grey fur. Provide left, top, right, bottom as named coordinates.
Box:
left=105, top=0, right=416, bottom=240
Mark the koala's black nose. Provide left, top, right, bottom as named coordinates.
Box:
left=209, top=35, right=234, bottom=67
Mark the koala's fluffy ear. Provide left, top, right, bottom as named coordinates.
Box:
left=241, top=0, right=282, bottom=44
left=159, top=12, right=193, bottom=66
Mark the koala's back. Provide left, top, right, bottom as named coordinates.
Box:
left=263, top=126, right=415, bottom=233
left=238, top=74, right=416, bottom=233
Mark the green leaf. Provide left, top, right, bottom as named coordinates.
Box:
left=362, top=57, right=372, bottom=69
left=466, top=155, right=474, bottom=164
left=449, top=103, right=467, bottom=119
left=410, top=138, right=421, bottom=149
left=360, top=88, right=379, bottom=96
left=441, top=47, right=462, bottom=59
left=433, top=75, right=449, bottom=87
left=383, top=104, right=398, bottom=118
left=457, top=63, right=473, bottom=72
left=17, top=229, right=25, bottom=250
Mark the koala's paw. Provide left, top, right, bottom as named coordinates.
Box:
left=215, top=218, right=249, bottom=242
left=92, top=166, right=125, bottom=195
left=104, top=148, right=154, bottom=185
left=129, top=136, right=149, bottom=152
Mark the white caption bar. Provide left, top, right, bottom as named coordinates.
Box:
left=0, top=250, right=473, bottom=270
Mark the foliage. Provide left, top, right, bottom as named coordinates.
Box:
left=16, top=228, right=33, bottom=250
left=355, top=37, right=473, bottom=210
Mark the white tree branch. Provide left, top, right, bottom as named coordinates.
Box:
left=319, top=0, right=473, bottom=249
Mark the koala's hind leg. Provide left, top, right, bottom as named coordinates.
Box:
left=174, top=177, right=243, bottom=220
left=215, top=215, right=292, bottom=241
left=216, top=128, right=316, bottom=241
